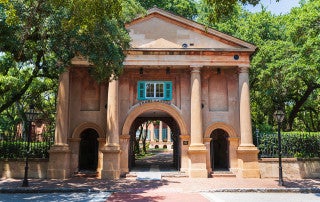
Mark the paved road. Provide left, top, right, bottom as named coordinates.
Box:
left=202, top=192, right=320, bottom=202
left=0, top=192, right=111, bottom=202
left=1, top=192, right=320, bottom=202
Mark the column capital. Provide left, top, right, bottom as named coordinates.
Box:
left=238, top=65, right=250, bottom=73
left=190, top=65, right=202, bottom=73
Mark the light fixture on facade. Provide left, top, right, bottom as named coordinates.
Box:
left=217, top=68, right=221, bottom=75
left=166, top=67, right=170, bottom=75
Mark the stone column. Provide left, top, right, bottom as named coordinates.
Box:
left=204, top=137, right=212, bottom=173
left=68, top=137, right=81, bottom=175
left=120, top=134, right=130, bottom=174
left=106, top=79, right=120, bottom=148
left=237, top=65, right=260, bottom=178
left=167, top=127, right=171, bottom=142
left=54, top=70, right=70, bottom=146
left=150, top=123, right=154, bottom=141
left=180, top=135, right=190, bottom=173
left=190, top=66, right=204, bottom=148
left=47, top=70, right=71, bottom=179
left=101, top=79, right=121, bottom=179
left=159, top=121, right=163, bottom=143
left=97, top=138, right=106, bottom=176
left=188, top=65, right=207, bottom=178
left=239, top=65, right=254, bottom=147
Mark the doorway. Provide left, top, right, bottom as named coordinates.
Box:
left=210, top=129, right=229, bottom=170
left=79, top=129, right=99, bottom=171
left=129, top=116, right=181, bottom=172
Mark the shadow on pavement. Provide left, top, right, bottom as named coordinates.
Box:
left=283, top=179, right=320, bottom=189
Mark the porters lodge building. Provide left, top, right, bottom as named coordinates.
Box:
left=47, top=8, right=260, bottom=179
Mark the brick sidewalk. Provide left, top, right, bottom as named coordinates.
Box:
left=1, top=177, right=320, bottom=192
left=1, top=177, right=320, bottom=202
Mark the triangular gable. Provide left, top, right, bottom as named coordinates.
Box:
left=126, top=7, right=256, bottom=51
left=138, top=38, right=181, bottom=48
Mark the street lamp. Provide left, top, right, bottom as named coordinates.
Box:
left=273, top=109, right=285, bottom=186
left=22, top=105, right=39, bottom=187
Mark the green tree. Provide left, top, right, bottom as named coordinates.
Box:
left=199, top=1, right=320, bottom=132
left=0, top=0, right=144, bottom=130
left=249, top=1, right=320, bottom=131
left=137, top=0, right=198, bottom=19
left=202, top=0, right=264, bottom=22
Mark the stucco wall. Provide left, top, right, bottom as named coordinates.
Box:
left=119, top=67, right=240, bottom=137
left=2, top=158, right=320, bottom=179
left=69, top=67, right=107, bottom=139
left=1, top=159, right=48, bottom=179
left=259, top=158, right=320, bottom=179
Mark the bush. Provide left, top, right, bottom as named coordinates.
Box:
left=0, top=140, right=53, bottom=159
left=255, top=132, right=320, bottom=158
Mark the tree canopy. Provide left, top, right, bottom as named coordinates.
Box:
left=0, top=0, right=143, bottom=132
left=0, top=0, right=319, bottom=133
left=204, top=0, right=320, bottom=131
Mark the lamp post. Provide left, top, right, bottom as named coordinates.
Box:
left=273, top=109, right=285, bottom=186
left=22, top=105, right=38, bottom=187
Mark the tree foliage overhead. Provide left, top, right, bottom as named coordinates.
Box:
left=0, top=0, right=144, bottom=131
left=1, top=0, right=319, bottom=134
left=137, top=0, right=198, bottom=19
left=203, top=0, right=263, bottom=22
left=204, top=0, right=320, bottom=132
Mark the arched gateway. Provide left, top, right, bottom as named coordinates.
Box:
left=120, top=102, right=189, bottom=173
left=47, top=7, right=260, bottom=179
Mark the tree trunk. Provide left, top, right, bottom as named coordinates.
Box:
left=287, top=84, right=320, bottom=130
left=134, top=125, right=143, bottom=154
left=142, top=121, right=150, bottom=153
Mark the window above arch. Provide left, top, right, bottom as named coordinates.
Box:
left=137, top=81, right=172, bottom=101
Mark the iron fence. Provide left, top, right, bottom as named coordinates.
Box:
left=0, top=132, right=54, bottom=159
left=254, top=132, right=320, bottom=158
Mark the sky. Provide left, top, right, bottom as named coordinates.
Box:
left=244, top=0, right=301, bottom=15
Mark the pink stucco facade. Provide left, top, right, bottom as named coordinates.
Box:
left=47, top=8, right=260, bottom=179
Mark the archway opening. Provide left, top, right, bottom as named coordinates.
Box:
left=210, top=129, right=229, bottom=171
left=128, top=110, right=181, bottom=172
left=79, top=129, right=99, bottom=171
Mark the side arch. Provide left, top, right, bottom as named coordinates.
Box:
left=72, top=122, right=105, bottom=139
left=122, top=102, right=188, bottom=136
left=204, top=122, right=237, bottom=138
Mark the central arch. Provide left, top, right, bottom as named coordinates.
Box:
left=122, top=102, right=188, bottom=136
left=121, top=102, right=189, bottom=174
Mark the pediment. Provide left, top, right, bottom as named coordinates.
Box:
left=138, top=38, right=181, bottom=48
left=126, top=7, right=256, bottom=51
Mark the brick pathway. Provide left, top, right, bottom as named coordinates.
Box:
left=1, top=151, right=320, bottom=201
left=1, top=177, right=320, bottom=202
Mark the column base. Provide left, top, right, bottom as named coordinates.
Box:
left=101, top=145, right=121, bottom=179
left=188, top=145, right=207, bottom=178
left=47, top=145, right=71, bottom=179
left=236, top=146, right=260, bottom=178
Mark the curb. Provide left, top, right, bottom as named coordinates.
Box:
left=0, top=188, right=99, bottom=194
left=203, top=188, right=320, bottom=193
left=2, top=187, right=320, bottom=194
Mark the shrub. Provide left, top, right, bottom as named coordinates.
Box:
left=255, top=132, right=320, bottom=158
left=0, top=138, right=54, bottom=159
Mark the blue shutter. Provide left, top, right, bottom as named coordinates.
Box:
left=164, top=81, right=172, bottom=100
left=137, top=81, right=145, bottom=100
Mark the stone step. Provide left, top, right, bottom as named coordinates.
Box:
left=161, top=172, right=188, bottom=178
left=211, top=171, right=236, bottom=178
left=73, top=170, right=99, bottom=178
left=125, top=172, right=188, bottom=179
